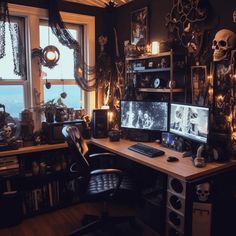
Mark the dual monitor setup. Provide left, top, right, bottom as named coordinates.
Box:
left=120, top=100, right=209, bottom=149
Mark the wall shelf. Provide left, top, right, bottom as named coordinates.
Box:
left=138, top=88, right=184, bottom=93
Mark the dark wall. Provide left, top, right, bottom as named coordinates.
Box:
left=116, top=0, right=236, bottom=59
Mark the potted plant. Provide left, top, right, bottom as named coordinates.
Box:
left=40, top=98, right=67, bottom=123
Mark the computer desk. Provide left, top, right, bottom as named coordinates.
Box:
left=90, top=138, right=236, bottom=236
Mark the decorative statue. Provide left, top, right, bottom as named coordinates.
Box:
left=211, top=28, right=236, bottom=154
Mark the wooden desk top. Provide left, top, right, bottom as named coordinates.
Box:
left=0, top=142, right=68, bottom=157
left=90, top=138, right=236, bottom=181
left=1, top=138, right=235, bottom=181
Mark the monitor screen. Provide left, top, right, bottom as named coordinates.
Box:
left=120, top=100, right=168, bottom=131
left=169, top=103, right=209, bottom=143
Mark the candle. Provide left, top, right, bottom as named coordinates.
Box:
left=151, top=41, right=160, bottom=55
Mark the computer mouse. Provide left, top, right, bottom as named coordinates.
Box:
left=167, top=156, right=179, bottom=162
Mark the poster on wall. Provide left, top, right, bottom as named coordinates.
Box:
left=191, top=66, right=208, bottom=106
left=131, top=7, right=148, bottom=46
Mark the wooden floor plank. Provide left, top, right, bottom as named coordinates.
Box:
left=0, top=202, right=159, bottom=236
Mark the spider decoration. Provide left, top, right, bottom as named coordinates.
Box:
left=165, top=0, right=208, bottom=56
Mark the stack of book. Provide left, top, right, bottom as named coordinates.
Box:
left=0, top=156, right=20, bottom=176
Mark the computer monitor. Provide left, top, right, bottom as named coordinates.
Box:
left=120, top=100, right=168, bottom=132
left=169, top=103, right=209, bottom=144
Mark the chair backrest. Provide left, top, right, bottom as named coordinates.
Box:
left=62, top=125, right=90, bottom=175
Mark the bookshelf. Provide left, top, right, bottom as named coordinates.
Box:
left=0, top=143, right=81, bottom=218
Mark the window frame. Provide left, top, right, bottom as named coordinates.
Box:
left=7, top=3, right=95, bottom=129
left=39, top=20, right=83, bottom=108
left=0, top=15, right=28, bottom=116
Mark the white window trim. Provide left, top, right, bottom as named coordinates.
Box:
left=8, top=3, right=95, bottom=128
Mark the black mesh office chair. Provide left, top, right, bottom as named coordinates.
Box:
left=62, top=125, right=138, bottom=236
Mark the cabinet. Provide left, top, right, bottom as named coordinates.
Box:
left=125, top=50, right=186, bottom=102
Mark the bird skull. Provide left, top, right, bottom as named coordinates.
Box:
left=212, top=29, right=236, bottom=61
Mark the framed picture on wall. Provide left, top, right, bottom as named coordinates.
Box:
left=191, top=65, right=208, bottom=106
left=131, top=7, right=148, bottom=46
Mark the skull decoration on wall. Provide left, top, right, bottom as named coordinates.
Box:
left=212, top=29, right=236, bottom=61
left=196, top=182, right=210, bottom=202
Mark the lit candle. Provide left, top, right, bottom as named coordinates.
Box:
left=151, top=41, right=160, bottom=55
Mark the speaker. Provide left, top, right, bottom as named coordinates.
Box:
left=166, top=176, right=186, bottom=236
left=92, top=109, right=108, bottom=138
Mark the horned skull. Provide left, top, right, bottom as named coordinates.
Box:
left=196, top=182, right=210, bottom=202
left=212, top=29, right=236, bottom=61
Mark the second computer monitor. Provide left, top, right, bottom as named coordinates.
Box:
left=169, top=103, right=209, bottom=144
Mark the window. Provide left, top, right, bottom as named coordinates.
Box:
left=0, top=4, right=95, bottom=125
left=40, top=21, right=83, bottom=109
left=0, top=16, right=26, bottom=118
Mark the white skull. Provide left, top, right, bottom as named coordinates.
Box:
left=196, top=182, right=210, bottom=202
left=233, top=10, right=236, bottom=23
left=212, top=29, right=236, bottom=61
left=3, top=125, right=12, bottom=139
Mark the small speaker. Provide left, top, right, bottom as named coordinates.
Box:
left=92, top=109, right=108, bottom=138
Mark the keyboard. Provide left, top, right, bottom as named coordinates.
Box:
left=128, top=143, right=165, bottom=158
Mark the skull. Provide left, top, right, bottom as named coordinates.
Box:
left=233, top=10, right=236, bottom=23
left=3, top=125, right=12, bottom=139
left=196, top=182, right=210, bottom=202
left=212, top=29, right=236, bottom=61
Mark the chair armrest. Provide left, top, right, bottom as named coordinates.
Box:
left=90, top=168, right=122, bottom=176
left=90, top=168, right=124, bottom=196
left=88, top=152, right=117, bottom=159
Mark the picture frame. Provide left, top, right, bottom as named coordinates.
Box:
left=191, top=66, right=208, bottom=106
left=131, top=7, right=148, bottom=46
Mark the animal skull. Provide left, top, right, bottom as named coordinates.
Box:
left=196, top=182, right=210, bottom=202
left=212, top=29, right=236, bottom=61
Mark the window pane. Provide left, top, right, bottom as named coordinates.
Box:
left=44, top=85, right=82, bottom=109
left=40, top=23, right=80, bottom=80
left=0, top=85, right=24, bottom=118
left=0, top=17, right=25, bottom=80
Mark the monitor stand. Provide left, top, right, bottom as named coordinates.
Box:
left=128, top=130, right=160, bottom=142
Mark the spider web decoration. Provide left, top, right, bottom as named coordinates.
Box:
left=165, top=0, right=209, bottom=55
left=47, top=0, right=96, bottom=91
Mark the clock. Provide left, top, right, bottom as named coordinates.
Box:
left=153, top=78, right=161, bottom=88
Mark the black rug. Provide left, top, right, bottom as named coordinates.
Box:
left=79, top=219, right=143, bottom=236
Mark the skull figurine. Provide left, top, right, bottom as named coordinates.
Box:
left=212, top=29, right=236, bottom=61
left=3, top=125, right=12, bottom=140
left=233, top=10, right=236, bottom=23
left=196, top=182, right=210, bottom=202
left=232, top=132, right=236, bottom=151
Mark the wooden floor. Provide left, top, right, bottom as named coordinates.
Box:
left=0, top=201, right=159, bottom=236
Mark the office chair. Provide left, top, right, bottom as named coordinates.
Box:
left=62, top=126, right=138, bottom=236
